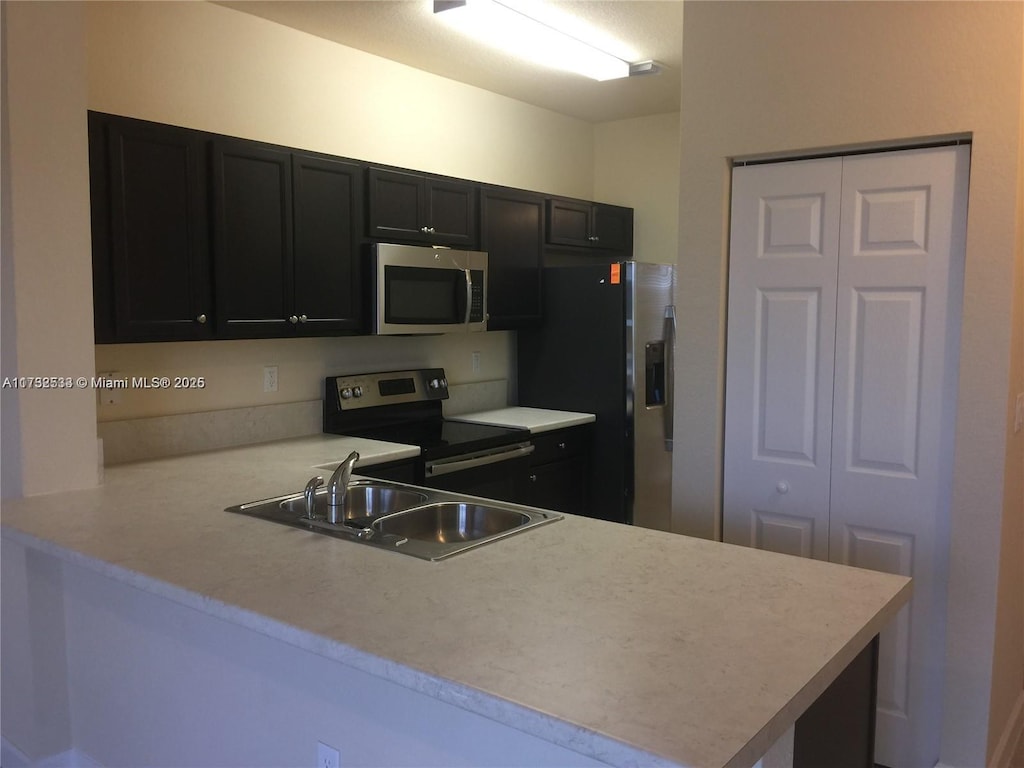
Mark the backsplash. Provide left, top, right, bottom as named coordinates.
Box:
left=99, top=379, right=510, bottom=465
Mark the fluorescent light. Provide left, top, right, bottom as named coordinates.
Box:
left=434, top=0, right=631, bottom=82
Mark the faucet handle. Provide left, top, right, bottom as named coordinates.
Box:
left=304, top=476, right=324, bottom=520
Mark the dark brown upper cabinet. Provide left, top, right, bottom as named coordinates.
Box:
left=212, top=139, right=295, bottom=338
left=291, top=153, right=363, bottom=333
left=212, top=141, right=363, bottom=338
left=480, top=187, right=545, bottom=329
left=89, top=112, right=213, bottom=343
left=367, top=167, right=478, bottom=247
left=547, top=198, right=634, bottom=255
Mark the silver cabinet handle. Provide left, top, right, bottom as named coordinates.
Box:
left=195, top=313, right=207, bottom=324
left=298, top=314, right=308, bottom=323
left=288, top=315, right=299, bottom=324
left=530, top=474, right=537, bottom=482
left=776, top=481, right=790, bottom=494
left=420, top=226, right=429, bottom=233
left=558, top=442, right=566, bottom=450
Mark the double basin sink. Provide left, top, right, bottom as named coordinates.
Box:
left=226, top=479, right=561, bottom=561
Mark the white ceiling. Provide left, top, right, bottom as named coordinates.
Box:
left=219, top=1, right=684, bottom=123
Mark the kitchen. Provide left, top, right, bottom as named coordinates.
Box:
left=2, top=2, right=1022, bottom=767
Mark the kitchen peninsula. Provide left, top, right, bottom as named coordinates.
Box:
left=1, top=436, right=910, bottom=768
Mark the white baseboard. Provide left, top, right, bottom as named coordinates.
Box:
left=990, top=689, right=1024, bottom=768
left=0, top=738, right=102, bottom=768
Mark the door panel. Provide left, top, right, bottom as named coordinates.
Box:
left=723, top=157, right=842, bottom=561
left=847, top=289, right=924, bottom=476
left=829, top=145, right=969, bottom=767
left=756, top=288, right=822, bottom=464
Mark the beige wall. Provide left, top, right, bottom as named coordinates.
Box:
left=2, top=2, right=99, bottom=497
left=991, top=21, right=1024, bottom=761
left=674, top=2, right=1024, bottom=764
left=594, top=112, right=680, bottom=265
left=85, top=1, right=595, bottom=197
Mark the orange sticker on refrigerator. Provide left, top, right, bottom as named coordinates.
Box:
left=610, top=264, right=621, bottom=284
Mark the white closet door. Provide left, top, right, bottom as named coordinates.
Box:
left=723, top=158, right=841, bottom=560
left=829, top=145, right=968, bottom=767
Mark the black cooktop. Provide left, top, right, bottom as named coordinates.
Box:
left=323, top=368, right=529, bottom=461
left=343, top=418, right=529, bottom=461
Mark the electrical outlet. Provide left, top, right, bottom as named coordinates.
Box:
left=96, top=371, right=122, bottom=406
left=317, top=741, right=339, bottom=768
left=471, top=350, right=481, bottom=373
left=263, top=365, right=278, bottom=393
left=1015, top=392, right=1024, bottom=434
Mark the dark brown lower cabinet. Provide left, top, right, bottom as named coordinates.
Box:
left=794, top=636, right=879, bottom=768
left=525, top=425, right=592, bottom=516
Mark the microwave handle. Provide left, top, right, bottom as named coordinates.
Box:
left=463, top=268, right=472, bottom=325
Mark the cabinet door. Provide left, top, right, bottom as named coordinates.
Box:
left=480, top=188, right=544, bottom=329
left=293, top=154, right=363, bottom=333
left=426, top=178, right=478, bottom=247
left=526, top=426, right=592, bottom=515
left=546, top=198, right=592, bottom=247
left=526, top=456, right=588, bottom=515
left=593, top=203, right=633, bottom=255
left=212, top=140, right=294, bottom=338
left=722, top=157, right=842, bottom=561
left=367, top=167, right=425, bottom=241
left=91, top=113, right=212, bottom=342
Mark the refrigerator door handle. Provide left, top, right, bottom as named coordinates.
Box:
left=663, top=305, right=676, bottom=452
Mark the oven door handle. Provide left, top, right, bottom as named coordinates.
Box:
left=463, top=268, right=473, bottom=326
left=426, top=443, right=534, bottom=477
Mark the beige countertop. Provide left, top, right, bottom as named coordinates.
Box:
left=1, top=436, right=910, bottom=768
left=451, top=406, right=596, bottom=433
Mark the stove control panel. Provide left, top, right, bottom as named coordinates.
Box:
left=326, top=368, right=449, bottom=413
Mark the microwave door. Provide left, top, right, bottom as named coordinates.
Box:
left=377, top=263, right=468, bottom=335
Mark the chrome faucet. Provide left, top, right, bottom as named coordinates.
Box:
left=326, top=451, right=360, bottom=524
left=303, top=476, right=323, bottom=520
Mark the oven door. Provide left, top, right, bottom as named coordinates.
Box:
left=422, top=442, right=534, bottom=504
left=373, top=244, right=487, bottom=335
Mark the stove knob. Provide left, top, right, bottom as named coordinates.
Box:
left=340, top=387, right=353, bottom=400
left=352, top=386, right=363, bottom=398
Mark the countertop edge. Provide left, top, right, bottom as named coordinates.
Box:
left=0, top=523, right=682, bottom=768
left=726, top=575, right=913, bottom=767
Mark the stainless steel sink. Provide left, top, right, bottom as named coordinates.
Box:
left=226, top=479, right=561, bottom=561
left=278, top=484, right=429, bottom=525
left=374, top=502, right=530, bottom=543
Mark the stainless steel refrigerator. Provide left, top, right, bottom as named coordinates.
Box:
left=517, top=261, right=675, bottom=529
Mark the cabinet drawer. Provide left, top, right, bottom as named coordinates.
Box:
left=530, top=425, right=590, bottom=464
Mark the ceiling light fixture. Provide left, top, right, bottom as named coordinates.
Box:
left=433, top=0, right=634, bottom=82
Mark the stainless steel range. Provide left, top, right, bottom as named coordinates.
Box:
left=323, top=368, right=534, bottom=501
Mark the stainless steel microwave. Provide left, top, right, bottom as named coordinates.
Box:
left=370, top=243, right=488, bottom=335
